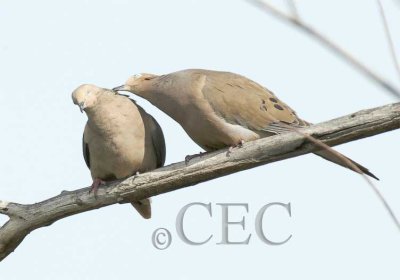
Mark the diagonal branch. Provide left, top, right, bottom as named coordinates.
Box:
left=1, top=102, right=400, bottom=261
left=246, top=0, right=400, bottom=99
left=377, top=0, right=400, bottom=82
left=285, top=0, right=299, bottom=19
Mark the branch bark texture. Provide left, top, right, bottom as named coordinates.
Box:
left=0, top=102, right=399, bottom=261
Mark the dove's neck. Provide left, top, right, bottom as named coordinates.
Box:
left=84, top=94, right=123, bottom=136
left=136, top=78, right=191, bottom=127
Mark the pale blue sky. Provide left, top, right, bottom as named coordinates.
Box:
left=0, top=0, right=399, bottom=279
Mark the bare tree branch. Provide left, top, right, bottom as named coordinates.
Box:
left=246, top=0, right=400, bottom=99
left=0, top=102, right=399, bottom=261
left=377, top=0, right=400, bottom=82
left=284, top=125, right=400, bottom=230
left=285, top=0, right=299, bottom=19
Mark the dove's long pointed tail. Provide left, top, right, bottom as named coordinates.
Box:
left=131, top=198, right=152, bottom=219
left=314, top=150, right=379, bottom=180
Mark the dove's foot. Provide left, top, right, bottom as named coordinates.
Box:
left=89, top=178, right=106, bottom=196
left=227, top=140, right=245, bottom=155
left=185, top=151, right=213, bottom=165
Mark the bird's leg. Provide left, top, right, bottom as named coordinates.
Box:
left=227, top=140, right=245, bottom=155
left=89, top=178, right=106, bottom=195
left=185, top=151, right=213, bottom=165
left=131, top=171, right=140, bottom=182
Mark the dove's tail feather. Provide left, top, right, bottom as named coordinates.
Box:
left=314, top=150, right=379, bottom=180
left=131, top=198, right=152, bottom=219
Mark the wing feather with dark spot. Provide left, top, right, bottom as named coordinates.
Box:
left=197, top=70, right=309, bottom=133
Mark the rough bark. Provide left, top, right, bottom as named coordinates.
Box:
left=0, top=102, right=399, bottom=261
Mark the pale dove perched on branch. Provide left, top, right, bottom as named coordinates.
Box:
left=113, top=69, right=378, bottom=180
left=72, top=84, right=166, bottom=218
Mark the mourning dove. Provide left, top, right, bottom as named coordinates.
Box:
left=113, top=69, right=378, bottom=180
left=72, top=84, right=166, bottom=218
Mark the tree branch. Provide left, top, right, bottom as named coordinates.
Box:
left=1, top=102, right=399, bottom=261
left=246, top=0, right=400, bottom=99
left=285, top=0, right=299, bottom=19
left=377, top=0, right=400, bottom=82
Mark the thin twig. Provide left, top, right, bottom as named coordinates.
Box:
left=285, top=0, right=299, bottom=19
left=377, top=0, right=400, bottom=82
left=250, top=0, right=400, bottom=226
left=246, top=0, right=400, bottom=99
left=281, top=123, right=400, bottom=231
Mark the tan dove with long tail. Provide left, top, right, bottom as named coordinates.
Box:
left=113, top=69, right=377, bottom=180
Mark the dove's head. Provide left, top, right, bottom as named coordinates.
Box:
left=72, top=84, right=102, bottom=113
left=113, top=73, right=157, bottom=96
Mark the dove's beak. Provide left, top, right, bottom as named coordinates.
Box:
left=112, top=85, right=129, bottom=92
left=78, top=102, right=85, bottom=113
